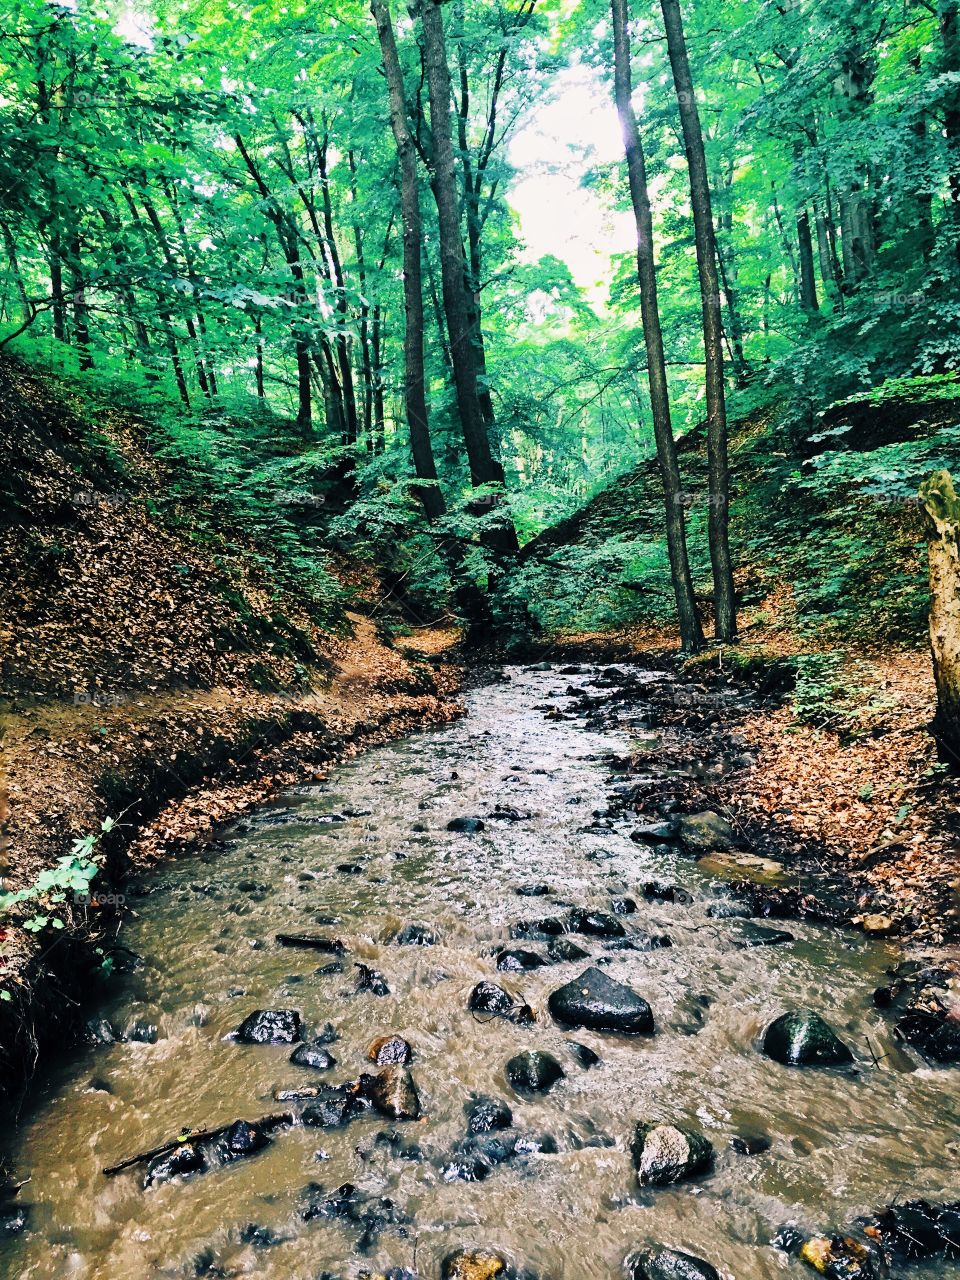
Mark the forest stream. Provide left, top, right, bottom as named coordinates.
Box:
left=1, top=662, right=958, bottom=1280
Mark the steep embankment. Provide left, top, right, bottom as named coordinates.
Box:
left=0, top=357, right=461, bottom=1100
left=516, top=387, right=960, bottom=940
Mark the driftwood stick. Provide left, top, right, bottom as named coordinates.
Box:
left=102, top=1111, right=294, bottom=1177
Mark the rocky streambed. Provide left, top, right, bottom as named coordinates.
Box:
left=1, top=662, right=959, bottom=1279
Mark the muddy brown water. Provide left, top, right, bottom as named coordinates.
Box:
left=2, top=664, right=959, bottom=1280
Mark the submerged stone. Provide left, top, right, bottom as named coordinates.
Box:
left=548, top=968, right=654, bottom=1035
left=632, top=1123, right=713, bottom=1187
left=235, top=1009, right=302, bottom=1044
left=567, top=909, right=625, bottom=938
left=730, top=923, right=795, bottom=947
left=368, top=1034, right=413, bottom=1065
left=395, top=922, right=439, bottom=946
left=291, top=1041, right=337, bottom=1070
left=466, top=1094, right=513, bottom=1135
left=468, top=981, right=533, bottom=1024
left=505, top=1050, right=564, bottom=1095
left=355, top=964, right=390, bottom=997
left=144, top=1142, right=206, bottom=1187
left=301, top=1084, right=368, bottom=1129
left=447, top=817, right=486, bottom=833
left=547, top=937, right=589, bottom=963
left=215, top=1120, right=270, bottom=1164
left=496, top=948, right=546, bottom=973
left=762, top=1011, right=853, bottom=1067
left=626, top=1247, right=721, bottom=1280
left=442, top=1248, right=509, bottom=1279
left=567, top=1040, right=601, bottom=1069
left=369, top=1064, right=421, bottom=1121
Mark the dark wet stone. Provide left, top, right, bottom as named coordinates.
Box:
left=762, top=1010, right=853, bottom=1067
left=442, top=1247, right=509, bottom=1278
left=355, top=964, right=390, bottom=997
left=235, top=1009, right=302, bottom=1044
left=215, top=1120, right=270, bottom=1164
left=239, top=1224, right=286, bottom=1248
left=675, top=811, right=739, bottom=853
left=547, top=937, right=589, bottom=963
left=496, top=948, right=546, bottom=973
left=630, top=822, right=678, bottom=843
left=83, top=1017, right=120, bottom=1045
left=316, top=960, right=344, bottom=976
left=567, top=909, right=625, bottom=938
left=447, top=817, right=486, bottom=833
left=276, top=934, right=345, bottom=953
left=873, top=1197, right=960, bottom=1261
left=516, top=883, right=552, bottom=897
left=127, top=1019, right=159, bottom=1044
left=86, top=1076, right=112, bottom=1093
left=468, top=981, right=534, bottom=1025
left=0, top=1206, right=29, bottom=1236
left=466, top=1094, right=513, bottom=1134
left=626, top=1247, right=720, bottom=1280
left=631, top=1122, right=714, bottom=1186
left=291, top=1041, right=337, bottom=1070
left=374, top=1128, right=424, bottom=1161
left=603, top=933, right=671, bottom=952
left=567, top=1040, right=601, bottom=1069
left=368, top=1034, right=413, bottom=1065
left=301, top=1085, right=369, bottom=1129
left=237, top=879, right=269, bottom=894
left=729, top=1132, right=771, bottom=1155
left=144, top=1142, right=206, bottom=1187
left=895, top=1007, right=960, bottom=1063
left=336, top=863, right=364, bottom=875
left=442, top=1133, right=518, bottom=1182
left=730, top=923, right=795, bottom=947
left=511, top=917, right=565, bottom=939
left=513, top=1132, right=557, bottom=1156
left=313, top=1022, right=338, bottom=1044
left=506, top=1050, right=564, bottom=1095
left=641, top=883, right=690, bottom=905
left=369, top=1065, right=421, bottom=1121
left=797, top=1235, right=884, bottom=1277
left=395, top=922, right=439, bottom=946
left=548, top=967, right=654, bottom=1035
left=610, top=897, right=638, bottom=915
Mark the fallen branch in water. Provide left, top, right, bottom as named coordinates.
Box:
left=102, top=1111, right=293, bottom=1177
left=275, top=934, right=345, bottom=952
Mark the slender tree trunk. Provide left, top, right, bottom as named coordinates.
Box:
left=940, top=0, right=960, bottom=266
left=316, top=131, right=359, bottom=445
left=660, top=0, right=737, bottom=641
left=920, top=470, right=960, bottom=767
left=611, top=0, right=703, bottom=653
left=0, top=220, right=29, bottom=322
left=418, top=0, right=519, bottom=559
left=797, top=207, right=819, bottom=312
left=254, top=314, right=266, bottom=398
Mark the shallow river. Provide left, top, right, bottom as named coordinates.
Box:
left=2, top=664, right=959, bottom=1279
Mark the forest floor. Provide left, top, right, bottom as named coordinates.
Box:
left=539, top=617, right=959, bottom=947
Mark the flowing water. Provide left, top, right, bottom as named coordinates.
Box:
left=2, top=664, right=959, bottom=1280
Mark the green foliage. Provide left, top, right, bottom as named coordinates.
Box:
left=0, top=818, right=113, bottom=934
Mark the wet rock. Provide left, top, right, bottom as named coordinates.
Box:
left=871, top=1197, right=960, bottom=1261
left=235, top=1009, right=302, bottom=1044
left=626, top=1247, right=720, bottom=1280
left=895, top=997, right=960, bottom=1064
left=336, top=863, right=364, bottom=875
left=515, top=883, right=551, bottom=897
left=466, top=1094, right=513, bottom=1134
left=567, top=1040, right=600, bottom=1069
left=505, top=1050, right=564, bottom=1095
left=301, top=1083, right=369, bottom=1129
left=126, top=1019, right=159, bottom=1044
left=762, top=1011, right=853, bottom=1067
left=468, top=981, right=534, bottom=1025
left=238, top=879, right=269, bottom=894
left=797, top=1235, right=881, bottom=1278
left=729, top=922, right=795, bottom=947
left=443, top=1133, right=518, bottom=1182
left=442, top=1248, right=508, bottom=1279
left=316, top=960, right=345, bottom=976
left=610, top=897, right=638, bottom=915
left=83, top=1017, right=120, bottom=1045
left=496, top=948, right=546, bottom=973
left=630, top=822, right=678, bottom=844
left=368, top=1034, right=413, bottom=1065
left=0, top=1205, right=29, bottom=1236
left=675, top=812, right=738, bottom=853
left=729, top=1132, right=771, bottom=1155
left=369, top=1065, right=421, bottom=1121
left=215, top=1120, right=270, bottom=1164
left=547, top=937, right=589, bottom=963
left=603, top=933, right=671, bottom=953
left=548, top=968, right=654, bottom=1035
left=355, top=964, right=390, bottom=997
left=641, top=883, right=690, bottom=905
left=374, top=1128, right=424, bottom=1162
left=631, top=1123, right=714, bottom=1187
left=239, top=1223, right=287, bottom=1248
left=276, top=934, right=345, bottom=953
left=291, top=1041, right=337, bottom=1070
left=567, top=909, right=625, bottom=939
left=86, top=1076, right=113, bottom=1093
left=395, top=922, right=439, bottom=946
left=144, top=1142, right=207, bottom=1187
left=447, top=817, right=486, bottom=833
left=314, top=1022, right=338, bottom=1044
left=511, top=917, right=565, bottom=939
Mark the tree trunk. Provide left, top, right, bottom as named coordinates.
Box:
left=417, top=0, right=519, bottom=559
left=797, top=207, right=819, bottom=312
left=920, top=470, right=960, bottom=767
left=611, top=0, right=703, bottom=654
left=940, top=0, right=960, bottom=266
left=660, top=0, right=737, bottom=642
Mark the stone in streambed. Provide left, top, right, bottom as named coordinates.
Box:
left=466, top=1094, right=513, bottom=1134
left=215, top=1119, right=270, bottom=1164
left=0, top=1206, right=29, bottom=1236
left=762, top=1010, right=853, bottom=1067
left=548, top=968, right=654, bottom=1035
left=567, top=909, right=625, bottom=938
left=395, top=922, right=439, bottom=946
left=144, top=1142, right=206, bottom=1187
left=567, top=1040, right=600, bottom=1069
left=730, top=922, right=795, bottom=947
left=442, top=1248, right=508, bottom=1280
left=355, top=964, right=390, bottom=996
left=442, top=1133, right=518, bottom=1183
left=797, top=1235, right=880, bottom=1278
left=505, top=1050, right=564, bottom=1095
left=631, top=1122, right=714, bottom=1187
left=547, top=937, right=589, bottom=963
left=675, top=811, right=739, bottom=853
left=447, top=817, right=485, bottom=833
left=368, top=1034, right=413, bottom=1065
left=291, top=1041, right=337, bottom=1070
left=235, top=1009, right=302, bottom=1044
left=516, top=883, right=552, bottom=897
left=511, top=917, right=566, bottom=939
left=369, top=1064, right=421, bottom=1121
left=301, top=1083, right=369, bottom=1129
left=610, top=897, right=638, bottom=915
left=468, top=981, right=534, bottom=1024
left=626, top=1247, right=720, bottom=1280
left=496, top=948, right=545, bottom=973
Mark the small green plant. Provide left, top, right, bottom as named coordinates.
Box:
left=791, top=651, right=860, bottom=729
left=0, top=817, right=114, bottom=933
